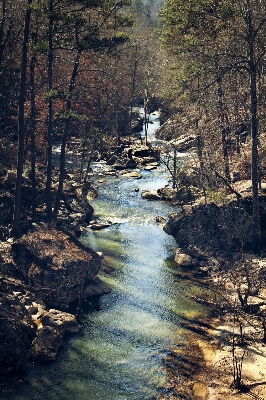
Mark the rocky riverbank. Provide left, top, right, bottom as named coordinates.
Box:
left=0, top=228, right=111, bottom=381
left=0, top=140, right=164, bottom=384
left=160, top=179, right=266, bottom=399
left=2, top=124, right=266, bottom=399
left=155, top=117, right=266, bottom=398
left=0, top=160, right=110, bottom=383
left=161, top=242, right=266, bottom=399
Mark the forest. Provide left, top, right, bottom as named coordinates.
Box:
left=2, top=0, right=266, bottom=397
left=1, top=0, right=266, bottom=245
left=0, top=0, right=163, bottom=237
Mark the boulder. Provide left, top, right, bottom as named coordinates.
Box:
left=143, top=165, right=157, bottom=171
left=155, top=216, right=167, bottom=224
left=123, top=146, right=160, bottom=161
left=0, top=289, right=35, bottom=375
left=169, top=135, right=197, bottom=152
left=113, top=162, right=126, bottom=170
left=90, top=222, right=111, bottom=230
left=81, top=276, right=111, bottom=297
left=125, top=158, right=138, bottom=169
left=121, top=171, right=142, bottom=179
left=141, top=157, right=158, bottom=165
left=164, top=201, right=255, bottom=252
left=12, top=229, right=103, bottom=308
left=63, top=195, right=94, bottom=223
left=108, top=158, right=138, bottom=170
left=174, top=249, right=193, bottom=267
left=175, top=186, right=195, bottom=204
left=159, top=188, right=177, bottom=201
left=141, top=190, right=161, bottom=200
left=174, top=248, right=201, bottom=267
left=131, top=146, right=158, bottom=158
left=105, top=171, right=117, bottom=176
left=42, top=309, right=80, bottom=335
left=156, top=118, right=180, bottom=141
left=31, top=325, right=63, bottom=362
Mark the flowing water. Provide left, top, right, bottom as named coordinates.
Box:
left=3, top=112, right=209, bottom=400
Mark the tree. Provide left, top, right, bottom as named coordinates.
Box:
left=53, top=0, right=131, bottom=218
left=158, top=0, right=266, bottom=248
left=12, top=0, right=32, bottom=237
left=45, top=0, right=54, bottom=226
left=235, top=0, right=266, bottom=248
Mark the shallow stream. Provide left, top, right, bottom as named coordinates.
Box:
left=3, top=112, right=209, bottom=400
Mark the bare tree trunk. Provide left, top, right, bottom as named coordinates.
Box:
left=144, top=89, right=148, bottom=146
left=46, top=0, right=54, bottom=226
left=54, top=52, right=80, bottom=219
left=247, top=4, right=261, bottom=249
left=196, top=132, right=207, bottom=203
left=0, top=0, right=7, bottom=66
left=217, top=72, right=231, bottom=183
left=12, top=0, right=32, bottom=237
left=173, top=147, right=177, bottom=189
left=128, top=45, right=138, bottom=143
left=30, top=53, right=37, bottom=222
left=0, top=0, right=12, bottom=70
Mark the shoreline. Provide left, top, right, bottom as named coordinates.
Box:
left=198, top=316, right=266, bottom=400
left=165, top=251, right=266, bottom=400
left=194, top=257, right=266, bottom=400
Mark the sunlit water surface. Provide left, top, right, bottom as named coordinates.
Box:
left=3, top=113, right=208, bottom=400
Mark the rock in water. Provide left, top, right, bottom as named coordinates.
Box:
left=32, top=309, right=81, bottom=361
left=141, top=190, right=161, bottom=200
left=31, top=325, right=64, bottom=362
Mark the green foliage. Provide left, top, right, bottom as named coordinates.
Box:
left=23, top=165, right=32, bottom=180
left=159, top=0, right=234, bottom=46
left=205, top=187, right=229, bottom=205
left=29, top=41, right=49, bottom=54
left=157, top=0, right=237, bottom=112
left=43, top=89, right=68, bottom=100
left=81, top=33, right=130, bottom=53
left=55, top=110, right=88, bottom=123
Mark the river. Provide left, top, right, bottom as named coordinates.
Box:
left=3, top=111, right=208, bottom=400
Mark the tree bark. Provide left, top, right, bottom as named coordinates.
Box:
left=30, top=53, right=37, bottom=222
left=54, top=52, right=81, bottom=219
left=217, top=71, right=231, bottom=183
left=12, top=0, right=32, bottom=237
left=46, top=0, right=54, bottom=226
left=128, top=45, right=138, bottom=143
left=247, top=4, right=261, bottom=248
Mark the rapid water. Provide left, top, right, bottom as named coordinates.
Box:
left=3, top=112, right=208, bottom=400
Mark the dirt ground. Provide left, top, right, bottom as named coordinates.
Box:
left=196, top=320, right=266, bottom=400
left=193, top=255, right=266, bottom=400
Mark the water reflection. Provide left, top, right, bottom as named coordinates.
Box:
left=3, top=115, right=208, bottom=400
